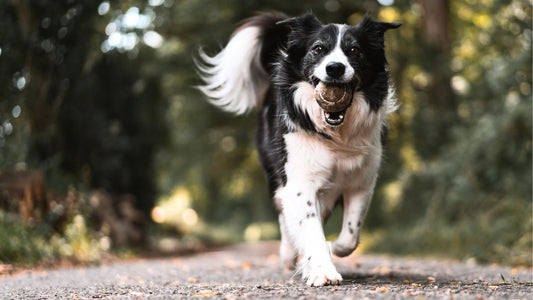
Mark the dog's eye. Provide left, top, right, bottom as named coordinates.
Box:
left=312, top=45, right=324, bottom=55
left=349, top=47, right=359, bottom=56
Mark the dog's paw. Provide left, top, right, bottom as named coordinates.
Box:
left=304, top=264, right=343, bottom=287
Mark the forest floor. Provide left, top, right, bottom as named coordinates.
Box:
left=1, top=241, right=532, bottom=299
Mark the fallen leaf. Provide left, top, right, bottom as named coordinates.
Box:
left=225, top=260, right=236, bottom=269
left=241, top=262, right=251, bottom=270
left=192, top=290, right=219, bottom=298
left=488, top=285, right=499, bottom=290
left=267, top=254, right=278, bottom=263
left=188, top=277, right=199, bottom=283
left=379, top=287, right=389, bottom=292
left=427, top=276, right=436, bottom=281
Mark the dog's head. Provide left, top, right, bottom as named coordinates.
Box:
left=278, top=14, right=400, bottom=126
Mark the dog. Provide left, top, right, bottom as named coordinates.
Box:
left=196, top=12, right=400, bottom=286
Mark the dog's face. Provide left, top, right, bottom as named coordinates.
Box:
left=302, top=24, right=358, bottom=85
left=278, top=14, right=400, bottom=126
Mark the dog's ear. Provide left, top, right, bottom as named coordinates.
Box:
left=276, top=13, right=322, bottom=57
left=356, top=15, right=400, bottom=51
left=276, top=13, right=322, bottom=32
left=359, top=15, right=401, bottom=34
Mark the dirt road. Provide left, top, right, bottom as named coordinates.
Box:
left=1, top=241, right=531, bottom=299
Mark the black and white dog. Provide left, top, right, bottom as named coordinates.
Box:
left=196, top=12, right=400, bottom=286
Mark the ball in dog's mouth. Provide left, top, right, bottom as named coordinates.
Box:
left=314, top=82, right=354, bottom=126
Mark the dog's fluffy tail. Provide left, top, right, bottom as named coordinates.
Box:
left=195, top=13, right=288, bottom=115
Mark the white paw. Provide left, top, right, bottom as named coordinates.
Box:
left=304, top=264, right=343, bottom=287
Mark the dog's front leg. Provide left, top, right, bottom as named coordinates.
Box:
left=277, top=132, right=342, bottom=286
left=278, top=182, right=342, bottom=287
left=331, top=188, right=374, bottom=257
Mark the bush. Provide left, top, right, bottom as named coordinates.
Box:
left=0, top=211, right=42, bottom=264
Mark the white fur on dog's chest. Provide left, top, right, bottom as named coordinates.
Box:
left=282, top=130, right=379, bottom=192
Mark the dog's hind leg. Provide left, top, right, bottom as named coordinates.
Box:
left=279, top=213, right=298, bottom=270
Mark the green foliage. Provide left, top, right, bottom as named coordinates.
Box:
left=0, top=207, right=111, bottom=265
left=47, top=213, right=111, bottom=263
left=0, top=211, right=42, bottom=264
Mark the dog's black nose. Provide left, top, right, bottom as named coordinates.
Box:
left=325, top=62, right=345, bottom=79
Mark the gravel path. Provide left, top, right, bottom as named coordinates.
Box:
left=1, top=241, right=531, bottom=299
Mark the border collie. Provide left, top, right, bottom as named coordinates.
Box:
left=196, top=12, right=400, bottom=286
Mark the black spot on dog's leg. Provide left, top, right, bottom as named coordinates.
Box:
left=297, top=192, right=302, bottom=197
left=306, top=200, right=312, bottom=207
left=349, top=227, right=354, bottom=234
left=307, top=256, right=312, bottom=261
left=357, top=221, right=361, bottom=227
left=305, top=211, right=316, bottom=219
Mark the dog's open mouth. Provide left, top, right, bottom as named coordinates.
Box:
left=323, top=110, right=347, bottom=126
left=313, top=80, right=354, bottom=127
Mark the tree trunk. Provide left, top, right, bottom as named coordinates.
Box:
left=419, top=0, right=456, bottom=112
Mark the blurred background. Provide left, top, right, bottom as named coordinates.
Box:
left=0, top=0, right=531, bottom=268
